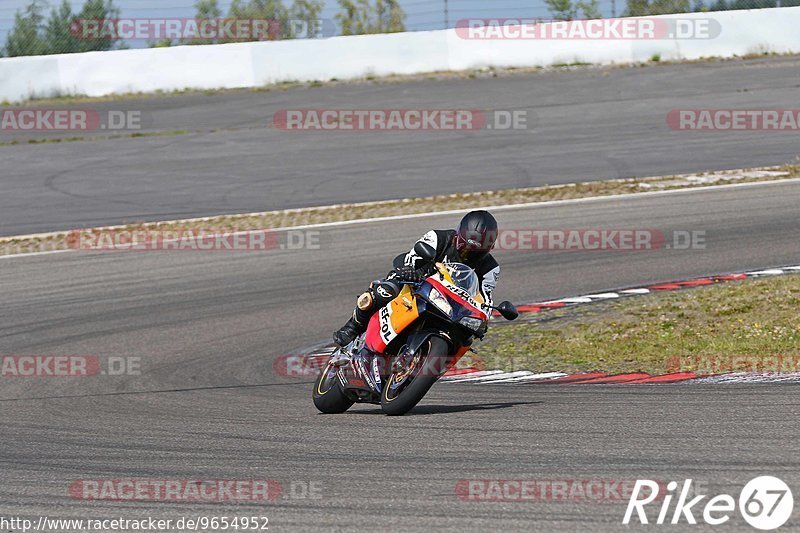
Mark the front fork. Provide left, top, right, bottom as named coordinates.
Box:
left=392, top=331, right=462, bottom=379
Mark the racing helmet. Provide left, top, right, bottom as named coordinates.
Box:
left=454, top=210, right=498, bottom=263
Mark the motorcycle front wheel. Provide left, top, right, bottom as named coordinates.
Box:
left=312, top=360, right=354, bottom=414
left=381, top=336, right=449, bottom=416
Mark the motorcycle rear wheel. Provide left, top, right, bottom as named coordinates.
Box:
left=381, top=336, right=449, bottom=416
left=313, top=360, right=354, bottom=414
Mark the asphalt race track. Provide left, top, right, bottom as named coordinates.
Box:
left=2, top=56, right=800, bottom=236
left=2, top=181, right=800, bottom=530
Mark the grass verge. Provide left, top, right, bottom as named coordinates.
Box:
left=478, top=274, right=800, bottom=375
left=0, top=129, right=191, bottom=147
left=1, top=165, right=798, bottom=256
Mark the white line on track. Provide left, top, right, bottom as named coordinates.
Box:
left=463, top=371, right=536, bottom=383
left=0, top=249, right=72, bottom=260
left=440, top=370, right=507, bottom=382
left=555, top=297, right=594, bottom=303
left=444, top=370, right=800, bottom=385
left=583, top=293, right=620, bottom=299
left=485, top=372, right=568, bottom=383
left=620, top=288, right=651, bottom=294
left=443, top=371, right=570, bottom=383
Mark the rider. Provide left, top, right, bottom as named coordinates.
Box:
left=333, top=210, right=501, bottom=347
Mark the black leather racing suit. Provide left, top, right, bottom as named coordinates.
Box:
left=350, top=229, right=501, bottom=333
left=397, top=229, right=499, bottom=304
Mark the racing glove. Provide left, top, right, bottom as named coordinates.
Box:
left=388, top=265, right=424, bottom=283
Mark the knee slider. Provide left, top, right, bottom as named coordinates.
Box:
left=356, top=291, right=373, bottom=311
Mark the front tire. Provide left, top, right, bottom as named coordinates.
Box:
left=313, top=361, right=354, bottom=414
left=381, top=336, right=449, bottom=416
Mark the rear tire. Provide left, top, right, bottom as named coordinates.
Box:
left=381, top=336, right=449, bottom=416
left=313, top=361, right=354, bottom=414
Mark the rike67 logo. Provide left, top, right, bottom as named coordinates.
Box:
left=623, top=477, right=793, bottom=530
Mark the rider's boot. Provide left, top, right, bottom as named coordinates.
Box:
left=333, top=314, right=364, bottom=347
left=332, top=301, right=372, bottom=347
left=333, top=283, right=395, bottom=347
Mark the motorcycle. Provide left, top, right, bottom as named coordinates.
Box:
left=313, top=242, right=518, bottom=416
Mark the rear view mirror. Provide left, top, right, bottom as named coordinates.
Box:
left=414, top=241, right=436, bottom=262
left=496, top=301, right=519, bottom=321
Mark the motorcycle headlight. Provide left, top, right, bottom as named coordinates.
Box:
left=459, top=316, right=485, bottom=331
left=428, top=287, right=452, bottom=316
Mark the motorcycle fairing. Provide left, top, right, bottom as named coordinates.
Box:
left=425, top=277, right=489, bottom=321
left=365, top=284, right=420, bottom=352
left=338, top=349, right=383, bottom=397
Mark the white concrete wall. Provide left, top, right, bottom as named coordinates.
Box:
left=1, top=7, right=798, bottom=103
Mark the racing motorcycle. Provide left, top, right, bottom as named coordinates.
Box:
left=313, top=242, right=518, bottom=416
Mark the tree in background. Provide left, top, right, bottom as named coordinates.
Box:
left=197, top=0, right=223, bottom=20
left=188, top=0, right=222, bottom=44
left=336, top=0, right=405, bottom=35
left=382, top=0, right=405, bottom=32
left=3, top=0, right=121, bottom=57
left=291, top=0, right=325, bottom=38
left=544, top=0, right=602, bottom=20
left=74, top=0, right=121, bottom=51
left=625, top=0, right=691, bottom=15
left=694, top=0, right=800, bottom=10
left=336, top=0, right=364, bottom=35
left=43, top=0, right=80, bottom=54
left=181, top=0, right=325, bottom=44
left=3, top=0, right=47, bottom=57
left=578, top=0, right=602, bottom=18
left=226, top=0, right=292, bottom=40
left=701, top=0, right=800, bottom=8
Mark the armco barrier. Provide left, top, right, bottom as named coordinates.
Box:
left=1, top=7, right=798, bottom=103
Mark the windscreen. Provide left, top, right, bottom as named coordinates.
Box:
left=445, top=263, right=480, bottom=297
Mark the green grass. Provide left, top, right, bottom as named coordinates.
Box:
left=476, top=274, right=800, bottom=375
left=0, top=129, right=191, bottom=147
left=551, top=61, right=592, bottom=68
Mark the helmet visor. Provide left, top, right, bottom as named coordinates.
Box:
left=455, top=229, right=496, bottom=261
